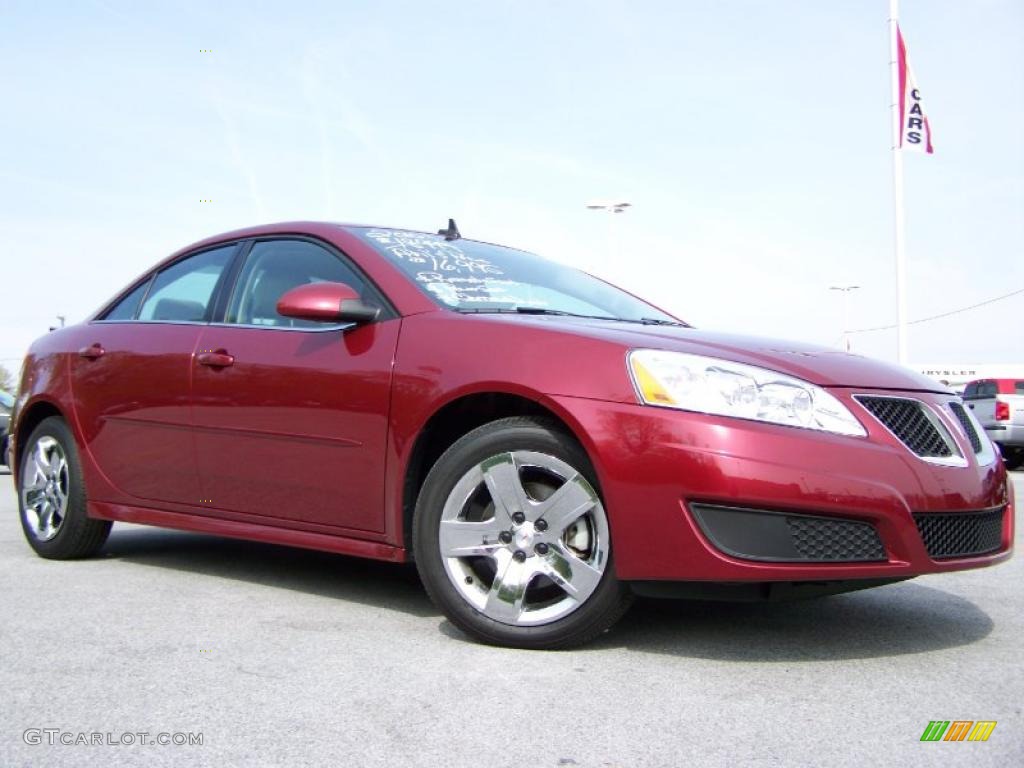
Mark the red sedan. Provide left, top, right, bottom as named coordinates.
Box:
left=6, top=221, right=1015, bottom=648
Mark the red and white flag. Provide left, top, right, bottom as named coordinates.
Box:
left=897, top=25, right=934, bottom=153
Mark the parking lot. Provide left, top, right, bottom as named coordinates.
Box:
left=0, top=468, right=1020, bottom=767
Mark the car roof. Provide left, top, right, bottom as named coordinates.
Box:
left=178, top=221, right=512, bottom=255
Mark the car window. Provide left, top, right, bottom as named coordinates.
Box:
left=0, top=391, right=13, bottom=409
left=139, top=246, right=234, bottom=322
left=225, top=240, right=367, bottom=329
left=962, top=382, right=978, bottom=399
left=101, top=278, right=152, bottom=321
left=979, top=381, right=998, bottom=397
left=1015, top=381, right=1024, bottom=394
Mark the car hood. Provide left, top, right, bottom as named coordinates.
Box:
left=490, top=315, right=949, bottom=392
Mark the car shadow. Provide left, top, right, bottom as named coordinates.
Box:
left=101, top=526, right=438, bottom=618
left=101, top=526, right=994, bottom=660
left=581, top=583, right=994, bottom=661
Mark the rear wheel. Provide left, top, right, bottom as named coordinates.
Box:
left=18, top=416, right=111, bottom=559
left=413, top=417, right=632, bottom=649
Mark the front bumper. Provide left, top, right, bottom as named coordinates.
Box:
left=552, top=391, right=1014, bottom=582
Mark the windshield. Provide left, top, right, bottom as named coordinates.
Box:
left=351, top=227, right=680, bottom=324
left=0, top=391, right=13, bottom=408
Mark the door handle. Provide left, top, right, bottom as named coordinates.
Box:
left=78, top=343, right=105, bottom=360
left=196, top=350, right=234, bottom=368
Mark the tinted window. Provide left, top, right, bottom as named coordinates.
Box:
left=101, top=278, right=152, bottom=321
left=226, top=240, right=367, bottom=328
left=351, top=227, right=679, bottom=324
left=962, top=382, right=978, bottom=399
left=139, top=246, right=234, bottom=322
left=1015, top=381, right=1024, bottom=394
left=979, top=381, right=998, bottom=397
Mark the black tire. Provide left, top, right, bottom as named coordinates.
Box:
left=1004, top=449, right=1024, bottom=471
left=413, top=416, right=632, bottom=649
left=17, top=416, right=111, bottom=559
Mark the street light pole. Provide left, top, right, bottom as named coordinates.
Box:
left=585, top=200, right=632, bottom=264
left=829, top=285, right=860, bottom=352
left=585, top=201, right=632, bottom=214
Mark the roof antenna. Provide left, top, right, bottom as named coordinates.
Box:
left=438, top=218, right=461, bottom=241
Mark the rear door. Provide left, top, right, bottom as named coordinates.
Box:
left=191, top=237, right=399, bottom=534
left=70, top=244, right=237, bottom=505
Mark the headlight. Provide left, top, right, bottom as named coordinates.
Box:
left=628, top=349, right=866, bottom=437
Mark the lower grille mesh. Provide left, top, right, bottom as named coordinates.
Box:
left=914, top=508, right=1004, bottom=559
left=690, top=503, right=886, bottom=563
left=786, top=517, right=886, bottom=561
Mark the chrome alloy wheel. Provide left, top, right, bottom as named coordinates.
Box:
left=21, top=436, right=70, bottom=542
left=438, top=450, right=610, bottom=627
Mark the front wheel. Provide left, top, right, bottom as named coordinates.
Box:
left=413, top=417, right=632, bottom=649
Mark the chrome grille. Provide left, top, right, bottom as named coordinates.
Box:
left=948, top=402, right=983, bottom=453
left=855, top=396, right=954, bottom=458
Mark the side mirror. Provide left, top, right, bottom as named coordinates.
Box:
left=276, top=282, right=380, bottom=324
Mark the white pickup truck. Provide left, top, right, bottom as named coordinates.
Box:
left=963, top=378, right=1024, bottom=470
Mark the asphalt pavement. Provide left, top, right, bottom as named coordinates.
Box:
left=0, top=467, right=1021, bottom=767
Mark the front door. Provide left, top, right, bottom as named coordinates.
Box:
left=191, top=238, right=399, bottom=534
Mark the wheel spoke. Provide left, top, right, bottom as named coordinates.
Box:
left=24, top=493, right=44, bottom=518
left=484, top=553, right=534, bottom=623
left=23, top=470, right=46, bottom=492
left=480, top=453, right=529, bottom=521
left=540, top=543, right=604, bottom=602
left=32, top=443, right=52, bottom=477
left=439, top=518, right=505, bottom=558
left=37, top=501, right=54, bottom=536
left=537, top=472, right=598, bottom=533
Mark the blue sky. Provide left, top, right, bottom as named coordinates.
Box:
left=1, top=0, right=1021, bottom=371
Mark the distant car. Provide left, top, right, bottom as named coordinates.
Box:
left=963, top=378, right=1024, bottom=470
left=0, top=390, right=13, bottom=467
left=5, top=221, right=1016, bottom=649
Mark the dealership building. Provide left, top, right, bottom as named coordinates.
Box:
left=915, top=364, right=1024, bottom=392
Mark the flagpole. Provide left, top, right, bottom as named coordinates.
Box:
left=889, top=0, right=908, bottom=365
